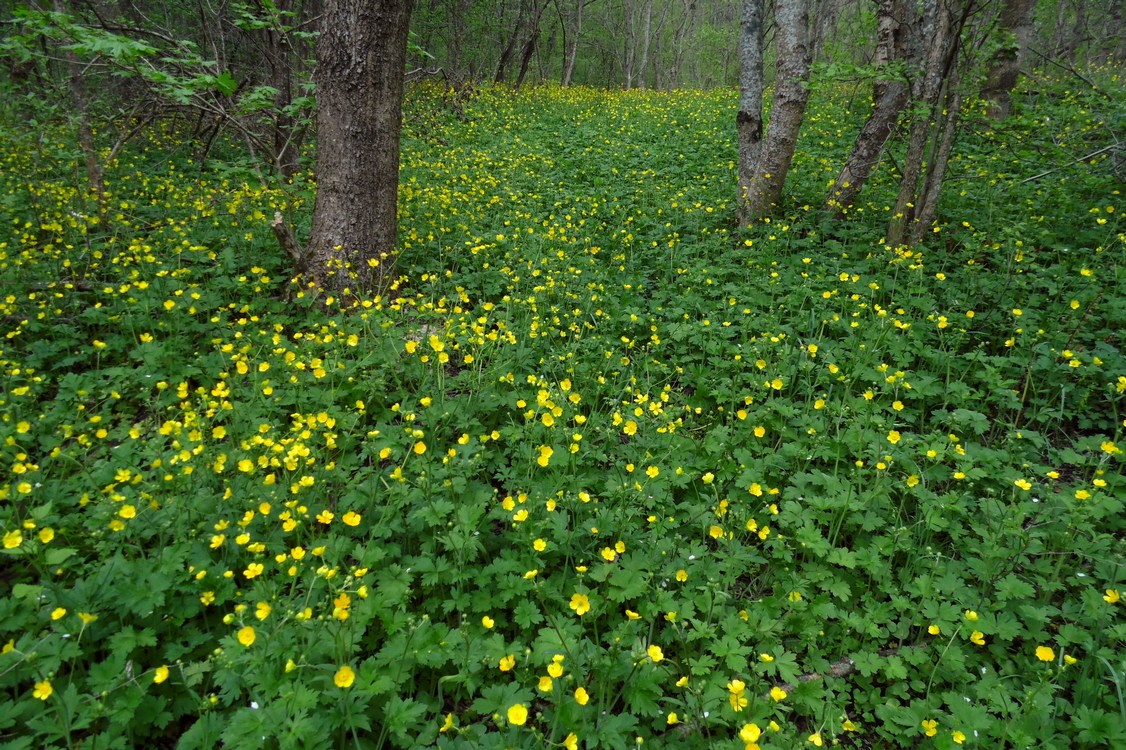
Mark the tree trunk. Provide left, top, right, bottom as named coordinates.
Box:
left=305, top=0, right=414, bottom=294
left=635, top=0, right=652, bottom=89
left=560, top=0, right=584, bottom=85
left=736, top=0, right=765, bottom=220
left=825, top=0, right=908, bottom=217
left=980, top=0, right=1035, bottom=119
left=495, top=0, right=529, bottom=82
left=739, top=0, right=813, bottom=222
left=885, top=0, right=969, bottom=248
left=53, top=0, right=104, bottom=207
left=261, top=0, right=301, bottom=179
left=515, top=0, right=548, bottom=88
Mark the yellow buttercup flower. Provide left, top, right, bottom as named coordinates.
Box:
left=506, top=703, right=528, bottom=726
left=334, top=665, right=355, bottom=688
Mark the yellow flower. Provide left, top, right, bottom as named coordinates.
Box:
left=334, top=665, right=355, bottom=688
left=740, top=723, right=762, bottom=743
left=255, top=602, right=271, bottom=620
left=921, top=719, right=937, bottom=737
left=439, top=713, right=454, bottom=733
left=153, top=665, right=170, bottom=684
left=1036, top=645, right=1055, bottom=662
left=728, top=679, right=748, bottom=711
left=1014, top=478, right=1032, bottom=491
left=574, top=687, right=590, bottom=706
left=50, top=607, right=67, bottom=621
left=965, top=610, right=978, bottom=621
left=237, top=626, right=256, bottom=646
left=481, top=615, right=495, bottom=629
left=32, top=680, right=53, bottom=701
left=928, top=624, right=940, bottom=635
left=537, top=675, right=553, bottom=692
left=569, top=592, right=590, bottom=616
left=809, top=732, right=823, bottom=746
left=770, top=685, right=788, bottom=702
left=563, top=733, right=578, bottom=750
left=667, top=712, right=679, bottom=725
left=953, top=730, right=966, bottom=744
left=1105, top=589, right=1121, bottom=604
left=970, top=630, right=986, bottom=646
left=887, top=430, right=901, bottom=444
left=499, top=654, right=515, bottom=671
left=647, top=644, right=664, bottom=663
left=506, top=703, right=528, bottom=726
left=341, top=511, right=361, bottom=526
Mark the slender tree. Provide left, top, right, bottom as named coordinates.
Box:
left=825, top=0, right=909, bottom=217
left=980, top=0, right=1035, bottom=119
left=304, top=0, right=415, bottom=293
left=738, top=0, right=814, bottom=222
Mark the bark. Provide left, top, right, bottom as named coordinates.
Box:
left=305, top=0, right=414, bottom=293
left=496, top=0, right=530, bottom=82
left=736, top=0, right=765, bottom=219
left=515, top=0, right=548, bottom=88
left=825, top=0, right=908, bottom=217
left=885, top=0, right=971, bottom=248
left=635, top=0, right=652, bottom=89
left=739, top=0, right=813, bottom=222
left=53, top=0, right=104, bottom=206
left=448, top=0, right=473, bottom=74
left=261, top=0, right=302, bottom=178
left=560, top=0, right=584, bottom=85
left=980, top=0, right=1035, bottom=120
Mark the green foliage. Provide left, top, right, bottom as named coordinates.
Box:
left=0, top=77, right=1123, bottom=748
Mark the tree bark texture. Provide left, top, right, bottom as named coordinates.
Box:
left=739, top=0, right=812, bottom=222
left=980, top=0, right=1034, bottom=119
left=885, top=0, right=971, bottom=248
left=825, top=0, right=908, bottom=217
left=53, top=0, right=104, bottom=206
left=305, top=0, right=414, bottom=293
left=736, top=0, right=764, bottom=221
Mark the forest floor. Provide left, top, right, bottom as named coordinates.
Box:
left=1, top=77, right=1123, bottom=749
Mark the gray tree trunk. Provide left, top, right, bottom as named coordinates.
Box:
left=981, top=0, right=1035, bottom=119
left=736, top=0, right=765, bottom=220
left=739, top=0, right=813, bottom=222
left=305, top=0, right=414, bottom=293
left=825, top=0, right=908, bottom=217
left=885, top=0, right=969, bottom=248
left=561, top=0, right=584, bottom=85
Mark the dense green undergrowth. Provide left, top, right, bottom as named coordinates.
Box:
left=1, top=77, right=1124, bottom=749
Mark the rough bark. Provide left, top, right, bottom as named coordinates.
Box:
left=886, top=0, right=970, bottom=248
left=980, top=0, right=1035, bottom=120
left=261, top=0, right=302, bottom=179
left=53, top=0, right=104, bottom=206
left=305, top=0, right=414, bottom=294
left=560, top=0, right=583, bottom=85
left=736, top=0, right=765, bottom=220
left=825, top=0, right=908, bottom=217
left=739, top=0, right=813, bottom=222
left=496, top=0, right=530, bottom=82
left=515, top=0, right=548, bottom=88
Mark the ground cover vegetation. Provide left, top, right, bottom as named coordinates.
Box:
left=1, top=70, right=1124, bottom=748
